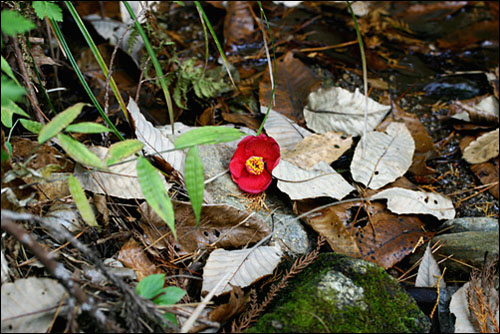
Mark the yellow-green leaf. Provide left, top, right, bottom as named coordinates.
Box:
left=1, top=100, right=30, bottom=128
left=65, top=122, right=110, bottom=134
left=68, top=174, right=98, bottom=227
left=106, top=139, right=144, bottom=166
left=136, top=157, right=176, bottom=238
left=57, top=133, right=106, bottom=169
left=184, top=146, right=204, bottom=225
left=38, top=102, right=86, bottom=144
left=174, top=126, right=245, bottom=149
left=20, top=119, right=43, bottom=134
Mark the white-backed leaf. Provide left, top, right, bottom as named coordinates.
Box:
left=1, top=278, right=67, bottom=333
left=65, top=122, right=110, bottom=134
left=174, top=126, right=245, bottom=149
left=449, top=283, right=478, bottom=333
left=202, top=246, right=282, bottom=296
left=20, top=119, right=43, bottom=134
left=38, top=102, right=86, bottom=144
left=463, top=128, right=499, bottom=164
left=184, top=146, right=204, bottom=225
left=260, top=107, right=312, bottom=150
left=350, top=122, right=415, bottom=189
left=137, top=156, right=176, bottom=238
left=370, top=187, right=455, bottom=220
left=57, top=133, right=106, bottom=169
left=415, top=243, right=445, bottom=288
left=1, top=100, right=30, bottom=128
left=273, top=160, right=354, bottom=200
left=68, top=174, right=98, bottom=227
left=106, top=139, right=144, bottom=166
left=304, top=87, right=391, bottom=136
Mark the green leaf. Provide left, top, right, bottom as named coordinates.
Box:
left=136, top=157, right=176, bottom=238
left=106, top=139, right=144, bottom=166
left=65, top=122, right=110, bottom=134
left=1, top=76, right=25, bottom=106
left=174, top=126, right=245, bottom=149
left=38, top=102, right=86, bottom=144
left=163, top=312, right=178, bottom=326
left=1, top=148, right=10, bottom=163
left=136, top=273, right=165, bottom=299
left=20, top=119, right=43, bottom=134
left=57, top=133, right=106, bottom=169
left=153, top=286, right=186, bottom=305
left=184, top=146, right=204, bottom=225
left=1, top=10, right=36, bottom=36
left=68, top=174, right=98, bottom=227
left=1, top=100, right=30, bottom=128
left=1, top=56, right=18, bottom=83
left=32, top=1, right=63, bottom=22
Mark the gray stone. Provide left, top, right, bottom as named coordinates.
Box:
left=441, top=217, right=499, bottom=233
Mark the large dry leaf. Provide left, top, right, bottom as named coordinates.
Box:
left=139, top=201, right=270, bottom=254
left=202, top=245, right=282, bottom=296
left=350, top=122, right=415, bottom=189
left=449, top=95, right=499, bottom=124
left=273, top=160, right=354, bottom=200
left=449, top=283, right=478, bottom=333
left=371, top=187, right=455, bottom=220
left=117, top=238, right=162, bottom=281
left=259, top=51, right=320, bottom=123
left=260, top=107, right=312, bottom=150
left=463, top=128, right=499, bottom=164
left=303, top=86, right=391, bottom=136
left=1, top=278, right=67, bottom=333
left=282, top=131, right=353, bottom=170
left=74, top=146, right=170, bottom=199
left=415, top=243, right=445, bottom=288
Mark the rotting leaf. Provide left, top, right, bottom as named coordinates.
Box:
left=117, top=238, right=162, bottom=281
left=260, top=51, right=320, bottom=123
left=463, top=128, right=499, bottom=164
left=208, top=286, right=246, bottom=323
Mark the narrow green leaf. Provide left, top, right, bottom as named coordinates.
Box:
left=153, top=286, right=186, bottom=305
left=184, top=146, right=204, bottom=225
left=174, top=126, right=245, bottom=149
left=68, top=174, right=98, bottom=227
left=1, top=100, right=30, bottom=128
left=136, top=157, right=176, bottom=238
left=1, top=56, right=19, bottom=84
left=32, top=1, right=63, bottom=22
left=1, top=10, right=35, bottom=36
left=65, top=122, right=110, bottom=134
left=38, top=102, right=86, bottom=144
left=57, top=133, right=106, bottom=169
left=136, top=273, right=165, bottom=299
left=20, top=119, right=43, bottom=134
left=1, top=76, right=25, bottom=106
left=106, top=139, right=144, bottom=166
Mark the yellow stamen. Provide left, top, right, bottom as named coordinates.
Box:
left=245, top=156, right=264, bottom=175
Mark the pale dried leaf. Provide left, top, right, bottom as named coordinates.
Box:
left=415, top=243, right=445, bottom=288
left=371, top=187, right=455, bottom=220
left=450, top=283, right=478, bottom=333
left=74, top=146, right=171, bottom=199
left=261, top=107, right=311, bottom=150
left=463, top=128, right=499, bottom=164
left=282, top=131, right=353, bottom=170
left=304, top=87, right=391, bottom=136
left=451, top=95, right=499, bottom=123
left=202, top=246, right=282, bottom=296
left=273, top=160, right=354, bottom=200
left=1, top=278, right=67, bottom=333
left=350, top=122, right=415, bottom=189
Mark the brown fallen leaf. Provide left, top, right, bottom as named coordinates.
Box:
left=259, top=51, right=320, bottom=124
left=437, top=20, right=499, bottom=51
left=448, top=95, right=499, bottom=125
left=224, top=1, right=255, bottom=49
left=208, top=286, right=246, bottom=323
left=221, top=111, right=261, bottom=131
left=117, top=238, right=162, bottom=281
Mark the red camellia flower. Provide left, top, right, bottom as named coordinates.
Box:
left=229, top=134, right=280, bottom=194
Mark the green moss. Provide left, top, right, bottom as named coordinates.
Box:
left=246, top=253, right=430, bottom=333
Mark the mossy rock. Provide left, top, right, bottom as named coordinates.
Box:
left=246, top=253, right=430, bottom=333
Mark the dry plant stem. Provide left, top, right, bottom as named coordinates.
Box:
left=11, top=35, right=46, bottom=124
left=0, top=213, right=116, bottom=332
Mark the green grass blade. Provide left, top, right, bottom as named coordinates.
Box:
left=184, top=146, right=204, bottom=225
left=38, top=102, right=86, bottom=144
left=106, top=139, right=144, bottom=166
left=20, top=119, right=43, bottom=134
left=57, top=133, right=106, bottom=169
left=68, top=174, right=98, bottom=227
left=136, top=157, right=176, bottom=238
left=65, top=122, right=110, bottom=134
left=174, top=126, right=245, bottom=149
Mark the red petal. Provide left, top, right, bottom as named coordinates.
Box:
left=236, top=172, right=273, bottom=194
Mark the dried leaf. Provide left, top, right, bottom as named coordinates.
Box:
left=202, top=245, right=282, bottom=296
left=371, top=187, right=455, bottom=220
left=449, top=95, right=499, bottom=124
left=415, top=243, right=445, bottom=288
left=1, top=278, right=67, bottom=333
left=463, top=128, right=499, bottom=164
left=282, top=131, right=353, bottom=170
left=350, top=122, right=415, bottom=189
left=208, top=286, right=246, bottom=322
left=260, top=107, right=312, bottom=150
left=273, top=160, right=354, bottom=200
left=117, top=238, right=162, bottom=281
left=304, top=87, right=391, bottom=136
left=224, top=1, right=255, bottom=47
left=450, top=283, right=478, bottom=333
left=470, top=158, right=499, bottom=199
